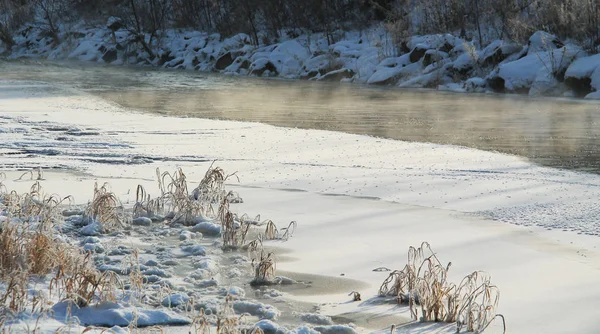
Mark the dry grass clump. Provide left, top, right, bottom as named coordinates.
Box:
left=261, top=220, right=297, bottom=241
left=0, top=182, right=123, bottom=315
left=1, top=182, right=71, bottom=231
left=49, top=252, right=122, bottom=308
left=133, top=184, right=164, bottom=219
left=16, top=167, right=44, bottom=181
left=0, top=172, right=7, bottom=194
left=250, top=249, right=276, bottom=285
left=379, top=242, right=505, bottom=333
left=156, top=167, right=214, bottom=225
left=219, top=195, right=250, bottom=250
left=193, top=161, right=239, bottom=204
left=85, top=182, right=125, bottom=232
left=216, top=295, right=246, bottom=334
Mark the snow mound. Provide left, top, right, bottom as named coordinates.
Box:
left=162, top=293, right=190, bottom=307
left=190, top=220, right=221, bottom=236
left=52, top=301, right=191, bottom=327
left=313, top=325, right=357, bottom=334
left=233, top=300, right=280, bottom=320
left=254, top=319, right=280, bottom=333
left=300, top=313, right=333, bottom=325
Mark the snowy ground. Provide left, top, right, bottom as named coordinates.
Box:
left=2, top=80, right=600, bottom=333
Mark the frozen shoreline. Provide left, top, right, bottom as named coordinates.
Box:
left=2, top=80, right=600, bottom=333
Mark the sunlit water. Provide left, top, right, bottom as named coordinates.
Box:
left=2, top=58, right=600, bottom=173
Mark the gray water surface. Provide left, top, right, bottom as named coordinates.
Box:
left=2, top=59, right=600, bottom=173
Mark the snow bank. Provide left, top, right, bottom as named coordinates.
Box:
left=52, top=301, right=191, bottom=327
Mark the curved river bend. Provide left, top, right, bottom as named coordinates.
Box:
left=2, top=59, right=599, bottom=173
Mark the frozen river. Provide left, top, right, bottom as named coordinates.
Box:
left=2, top=58, right=600, bottom=173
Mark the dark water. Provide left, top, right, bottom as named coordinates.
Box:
left=2, top=59, right=600, bottom=173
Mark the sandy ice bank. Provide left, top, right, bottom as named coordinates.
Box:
left=1, top=80, right=600, bottom=333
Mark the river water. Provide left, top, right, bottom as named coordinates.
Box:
left=2, top=59, right=600, bottom=173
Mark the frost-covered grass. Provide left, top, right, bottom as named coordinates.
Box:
left=0, top=165, right=343, bottom=333
left=379, top=243, right=505, bottom=333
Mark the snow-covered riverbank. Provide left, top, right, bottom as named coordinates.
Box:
left=3, top=23, right=600, bottom=99
left=2, top=80, right=600, bottom=333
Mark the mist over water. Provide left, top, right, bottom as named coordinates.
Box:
left=3, top=59, right=600, bottom=173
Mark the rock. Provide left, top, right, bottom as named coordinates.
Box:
left=219, top=286, right=245, bottom=297
left=181, top=245, right=206, bottom=256
left=81, top=236, right=101, bottom=245
left=143, top=275, right=162, bottom=283
left=250, top=59, right=279, bottom=76
left=159, top=52, right=175, bottom=66
left=438, top=42, right=454, bottom=54
left=132, top=217, right=152, bottom=226
left=481, top=40, right=522, bottom=67
left=487, top=76, right=505, bottom=93
left=318, top=68, right=355, bottom=82
left=215, top=52, right=234, bottom=70
left=313, top=325, right=357, bottom=334
left=564, top=54, right=600, bottom=97
left=107, top=17, right=123, bottom=31
left=409, top=44, right=428, bottom=63
left=145, top=259, right=159, bottom=267
left=300, top=313, right=334, bottom=325
left=465, top=77, right=487, bottom=93
left=190, top=221, right=220, bottom=236
left=80, top=222, right=103, bottom=236
left=565, top=76, right=592, bottom=97
left=180, top=230, right=197, bottom=241
left=83, top=243, right=105, bottom=254
left=142, top=268, right=172, bottom=278
left=527, top=31, right=564, bottom=55
left=254, top=320, right=280, bottom=334
left=101, top=49, right=118, bottom=63
left=423, top=50, right=448, bottom=67
left=162, top=259, right=179, bottom=266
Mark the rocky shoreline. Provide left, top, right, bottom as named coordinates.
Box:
left=2, top=23, right=600, bottom=100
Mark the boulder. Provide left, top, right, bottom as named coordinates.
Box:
left=250, top=58, right=279, bottom=76
left=101, top=49, right=118, bottom=63
left=564, top=54, right=600, bottom=97
left=409, top=44, right=428, bottom=63
left=318, top=68, right=355, bottom=82
left=215, top=52, right=234, bottom=70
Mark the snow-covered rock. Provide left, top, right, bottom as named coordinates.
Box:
left=181, top=244, right=206, bottom=256
left=132, top=217, right=152, bottom=226
left=527, top=31, right=564, bottom=55
left=564, top=54, right=600, bottom=96
left=465, top=77, right=487, bottom=93
left=80, top=221, right=103, bottom=236
left=313, top=325, right=357, bottom=334
left=254, top=319, right=280, bottom=334
left=300, top=313, right=334, bottom=325
left=489, top=45, right=580, bottom=93
left=233, top=301, right=280, bottom=320
left=480, top=40, right=522, bottom=66
left=190, top=220, right=221, bottom=236
left=162, top=293, right=190, bottom=307
left=219, top=286, right=245, bottom=297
